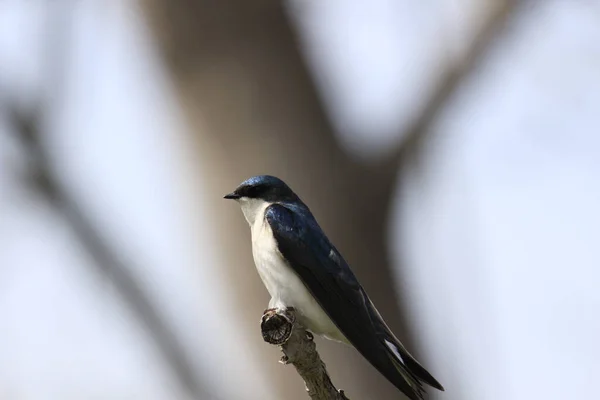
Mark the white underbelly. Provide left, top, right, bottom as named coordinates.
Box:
left=251, top=217, right=346, bottom=342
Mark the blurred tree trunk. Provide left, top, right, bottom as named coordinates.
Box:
left=141, top=1, right=407, bottom=399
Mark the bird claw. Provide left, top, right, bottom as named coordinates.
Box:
left=262, top=307, right=295, bottom=318
left=305, top=331, right=314, bottom=341
left=261, top=308, right=277, bottom=323
left=279, top=354, right=289, bottom=364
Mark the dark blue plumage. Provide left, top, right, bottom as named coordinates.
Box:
left=225, top=175, right=444, bottom=400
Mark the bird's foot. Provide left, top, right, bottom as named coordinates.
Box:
left=262, top=307, right=295, bottom=317
left=261, top=308, right=277, bottom=322
left=261, top=307, right=295, bottom=323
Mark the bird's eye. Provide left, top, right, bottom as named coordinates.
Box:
left=237, top=185, right=257, bottom=198
left=247, top=184, right=267, bottom=198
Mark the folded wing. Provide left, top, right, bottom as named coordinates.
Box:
left=265, top=203, right=443, bottom=400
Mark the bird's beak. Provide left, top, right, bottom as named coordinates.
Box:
left=223, top=192, right=240, bottom=200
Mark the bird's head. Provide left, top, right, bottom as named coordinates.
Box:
left=224, top=175, right=299, bottom=225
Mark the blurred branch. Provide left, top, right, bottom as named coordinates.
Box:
left=3, top=104, right=209, bottom=400
left=397, top=0, right=519, bottom=163
left=261, top=308, right=350, bottom=400
left=0, top=2, right=210, bottom=397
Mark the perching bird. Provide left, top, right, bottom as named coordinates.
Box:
left=224, top=175, right=444, bottom=400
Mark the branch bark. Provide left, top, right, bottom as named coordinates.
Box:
left=261, top=309, right=350, bottom=400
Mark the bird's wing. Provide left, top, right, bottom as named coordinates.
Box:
left=265, top=204, right=443, bottom=400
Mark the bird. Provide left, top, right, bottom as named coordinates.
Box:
left=224, top=175, right=444, bottom=399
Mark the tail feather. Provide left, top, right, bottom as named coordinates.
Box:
left=365, top=296, right=445, bottom=395
left=387, top=349, right=426, bottom=400
left=384, top=336, right=445, bottom=391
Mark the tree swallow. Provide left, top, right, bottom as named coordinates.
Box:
left=224, top=175, right=444, bottom=399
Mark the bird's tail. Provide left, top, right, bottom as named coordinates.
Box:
left=365, top=298, right=444, bottom=399
left=382, top=332, right=445, bottom=398
left=387, top=348, right=426, bottom=399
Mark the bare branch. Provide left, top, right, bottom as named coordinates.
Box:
left=261, top=309, right=351, bottom=400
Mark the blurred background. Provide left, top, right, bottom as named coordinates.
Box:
left=1, top=0, right=599, bottom=399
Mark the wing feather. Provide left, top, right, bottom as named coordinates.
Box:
left=265, top=203, right=442, bottom=399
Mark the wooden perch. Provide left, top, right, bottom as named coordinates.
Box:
left=261, top=309, right=351, bottom=400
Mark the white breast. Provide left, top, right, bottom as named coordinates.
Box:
left=245, top=200, right=346, bottom=342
